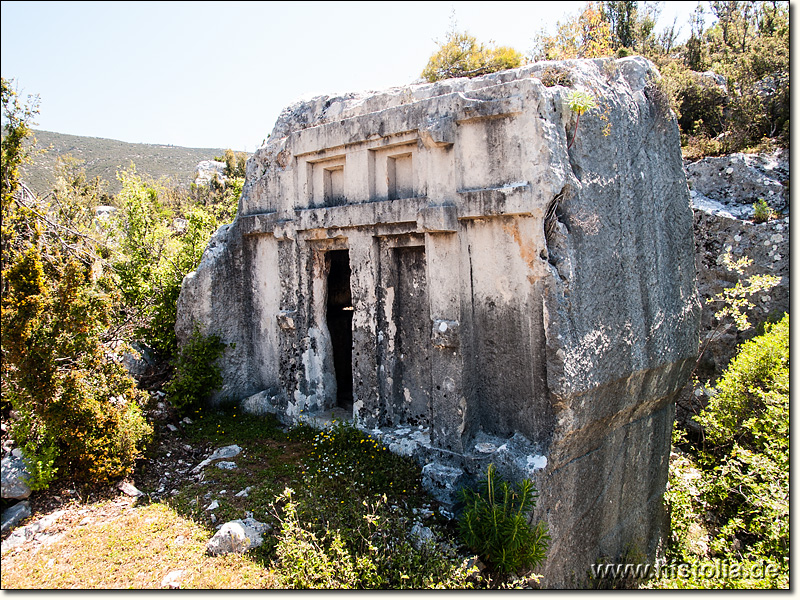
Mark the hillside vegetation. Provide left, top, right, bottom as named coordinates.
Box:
left=15, top=129, right=230, bottom=197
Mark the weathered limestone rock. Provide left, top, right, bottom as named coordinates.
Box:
left=117, top=481, right=146, bottom=497
left=1, top=452, right=32, bottom=500
left=1, top=501, right=31, bottom=534
left=687, top=149, right=789, bottom=219
left=1, top=510, right=66, bottom=555
left=206, top=517, right=270, bottom=555
left=121, top=341, right=157, bottom=378
left=191, top=444, right=242, bottom=473
left=160, top=569, right=185, bottom=589
left=680, top=151, right=789, bottom=430
left=194, top=160, right=227, bottom=187
left=177, top=57, right=700, bottom=586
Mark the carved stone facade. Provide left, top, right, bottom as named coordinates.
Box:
left=177, top=57, right=700, bottom=586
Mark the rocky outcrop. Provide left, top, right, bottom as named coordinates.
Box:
left=1, top=451, right=32, bottom=500
left=1, top=510, right=65, bottom=555
left=687, top=149, right=789, bottom=219
left=194, top=160, right=226, bottom=187
left=681, top=150, right=789, bottom=429
left=177, top=57, right=700, bottom=586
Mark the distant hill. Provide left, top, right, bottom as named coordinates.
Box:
left=18, top=130, right=233, bottom=197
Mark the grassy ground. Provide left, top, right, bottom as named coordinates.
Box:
left=1, top=404, right=484, bottom=589
left=1, top=500, right=276, bottom=588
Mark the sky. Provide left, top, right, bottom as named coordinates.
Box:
left=2, top=1, right=706, bottom=152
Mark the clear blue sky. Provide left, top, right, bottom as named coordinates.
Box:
left=2, top=1, right=704, bottom=151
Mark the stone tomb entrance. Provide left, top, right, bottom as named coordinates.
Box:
left=325, top=249, right=353, bottom=410
left=318, top=235, right=433, bottom=427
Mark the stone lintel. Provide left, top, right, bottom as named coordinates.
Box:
left=456, top=183, right=534, bottom=219
left=416, top=205, right=458, bottom=233
left=242, top=186, right=537, bottom=238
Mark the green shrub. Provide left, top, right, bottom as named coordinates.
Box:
left=13, top=412, right=59, bottom=491
left=458, top=463, right=549, bottom=574
left=165, top=326, right=228, bottom=414
left=567, top=90, right=599, bottom=115
left=219, top=148, right=248, bottom=179
left=421, top=28, right=525, bottom=83
left=111, top=169, right=233, bottom=358
left=566, top=90, right=598, bottom=149
left=661, top=314, right=788, bottom=589
left=272, top=487, right=379, bottom=589
left=695, top=313, right=788, bottom=560
left=272, top=422, right=480, bottom=588
left=3, top=251, right=152, bottom=484
left=272, top=483, right=478, bottom=589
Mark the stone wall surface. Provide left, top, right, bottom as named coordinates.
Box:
left=176, top=57, right=700, bottom=587
left=680, top=150, right=789, bottom=434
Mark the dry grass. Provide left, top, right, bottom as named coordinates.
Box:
left=1, top=500, right=277, bottom=589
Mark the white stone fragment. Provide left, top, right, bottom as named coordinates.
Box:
left=117, top=481, right=145, bottom=497
left=206, top=518, right=270, bottom=555
left=161, top=569, right=184, bottom=589
left=191, top=445, right=242, bottom=473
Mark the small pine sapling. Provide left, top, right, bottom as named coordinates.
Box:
left=458, top=463, right=549, bottom=575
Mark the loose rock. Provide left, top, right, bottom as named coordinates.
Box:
left=1, top=454, right=32, bottom=500
left=410, top=522, right=435, bottom=550
left=1, top=501, right=31, bottom=534
left=191, top=445, right=242, bottom=473
left=117, top=481, right=145, bottom=497
left=206, top=518, right=270, bottom=555
left=161, top=569, right=184, bottom=589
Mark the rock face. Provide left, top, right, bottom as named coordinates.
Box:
left=1, top=452, right=32, bottom=500
left=194, top=160, right=227, bottom=187
left=681, top=150, right=789, bottom=429
left=177, top=57, right=700, bottom=586
left=687, top=149, right=789, bottom=219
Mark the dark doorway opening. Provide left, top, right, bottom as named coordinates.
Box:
left=326, top=250, right=353, bottom=410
